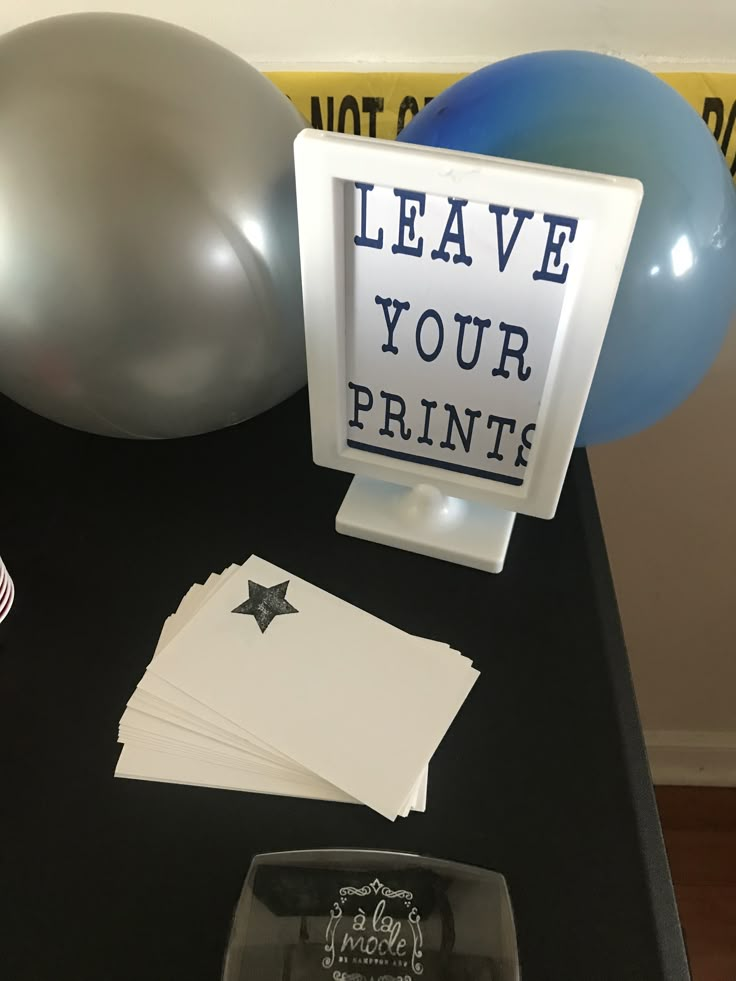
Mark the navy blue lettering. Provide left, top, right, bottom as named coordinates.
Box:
left=492, top=323, right=531, bottom=381
left=418, top=399, right=437, bottom=445
left=532, top=214, right=578, bottom=284
left=375, top=295, right=410, bottom=354
left=515, top=423, right=535, bottom=467
left=486, top=415, right=517, bottom=460
left=379, top=391, right=412, bottom=440
left=392, top=189, right=426, bottom=257
left=353, top=183, right=384, bottom=249
left=455, top=314, right=490, bottom=370
left=440, top=404, right=482, bottom=452
left=488, top=205, right=534, bottom=272
left=348, top=382, right=373, bottom=429
left=431, top=198, right=473, bottom=266
left=415, top=309, right=444, bottom=362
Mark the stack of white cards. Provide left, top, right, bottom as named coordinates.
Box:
left=116, top=556, right=478, bottom=820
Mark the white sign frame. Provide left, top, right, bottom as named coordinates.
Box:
left=294, top=130, right=641, bottom=571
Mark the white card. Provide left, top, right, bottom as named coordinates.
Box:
left=116, top=743, right=362, bottom=805
left=118, top=571, right=429, bottom=812
left=148, top=556, right=478, bottom=819
left=116, top=566, right=427, bottom=814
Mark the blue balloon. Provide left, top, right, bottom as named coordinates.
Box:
left=398, top=51, right=736, bottom=445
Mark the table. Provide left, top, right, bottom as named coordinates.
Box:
left=0, top=390, right=689, bottom=980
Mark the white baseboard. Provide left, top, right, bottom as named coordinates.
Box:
left=645, top=730, right=736, bottom=786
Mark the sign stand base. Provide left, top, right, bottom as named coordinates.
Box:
left=336, top=476, right=516, bottom=573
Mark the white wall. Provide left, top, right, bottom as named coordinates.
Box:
left=3, top=1, right=735, bottom=781
left=589, top=330, right=736, bottom=785
left=1, top=1, right=736, bottom=70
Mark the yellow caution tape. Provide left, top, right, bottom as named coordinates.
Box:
left=266, top=70, right=736, bottom=177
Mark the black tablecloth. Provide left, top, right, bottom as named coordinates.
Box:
left=0, top=391, right=689, bottom=980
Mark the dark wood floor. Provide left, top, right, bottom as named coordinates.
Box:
left=656, top=787, right=736, bottom=981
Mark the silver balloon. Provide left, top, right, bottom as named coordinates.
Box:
left=0, top=13, right=307, bottom=437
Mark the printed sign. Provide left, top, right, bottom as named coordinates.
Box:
left=344, top=180, right=583, bottom=486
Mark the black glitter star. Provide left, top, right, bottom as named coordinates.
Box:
left=231, top=580, right=298, bottom=634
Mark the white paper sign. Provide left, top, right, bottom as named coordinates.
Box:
left=345, top=182, right=587, bottom=487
